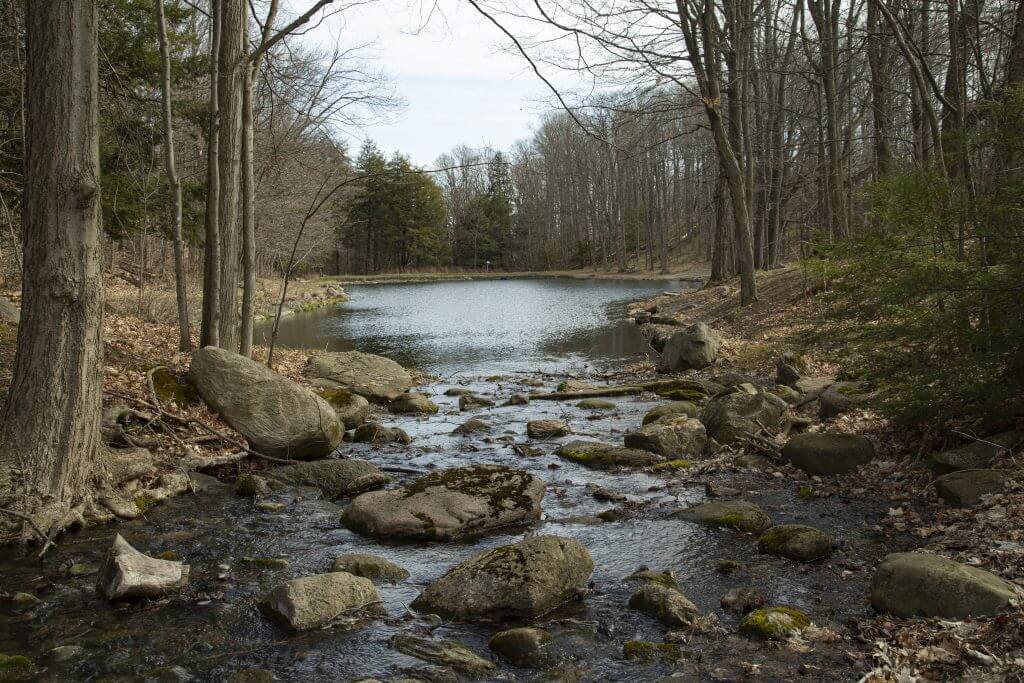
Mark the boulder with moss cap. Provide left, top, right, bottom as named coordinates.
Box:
left=781, top=432, right=875, bottom=476
left=739, top=607, right=810, bottom=640
left=411, top=535, right=593, bottom=621
left=642, top=401, right=698, bottom=426
left=672, top=500, right=771, bottom=534
left=555, top=440, right=663, bottom=469
left=757, top=524, right=833, bottom=562
left=701, top=388, right=788, bottom=446
left=262, top=571, right=383, bottom=630
left=341, top=465, right=544, bottom=541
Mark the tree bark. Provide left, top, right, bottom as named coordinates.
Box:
left=201, top=0, right=222, bottom=348
left=0, top=0, right=102, bottom=538
left=216, top=0, right=245, bottom=350
left=154, top=0, right=191, bottom=351
left=239, top=61, right=256, bottom=357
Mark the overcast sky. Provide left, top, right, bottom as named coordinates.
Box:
left=311, top=1, right=558, bottom=166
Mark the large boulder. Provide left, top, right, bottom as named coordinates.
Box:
left=641, top=324, right=678, bottom=353
left=870, top=552, right=1016, bottom=619
left=672, top=500, right=771, bottom=534
left=305, top=351, right=413, bottom=403
left=781, top=433, right=875, bottom=476
left=555, top=440, right=663, bottom=469
left=262, top=572, right=383, bottom=630
left=189, top=347, right=342, bottom=460
left=642, top=401, right=698, bottom=426
left=315, top=388, right=370, bottom=429
left=657, top=322, right=721, bottom=371
left=927, top=431, right=1019, bottom=474
left=341, top=465, right=545, bottom=541
left=624, top=416, right=707, bottom=457
left=934, top=469, right=1007, bottom=507
left=757, top=525, right=833, bottom=562
left=700, top=388, right=788, bottom=446
left=267, top=459, right=387, bottom=498
left=819, top=381, right=872, bottom=419
left=410, top=535, right=593, bottom=621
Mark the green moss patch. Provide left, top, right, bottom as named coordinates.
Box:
left=150, top=367, right=200, bottom=408
left=0, top=654, right=37, bottom=681
left=622, top=640, right=683, bottom=663
left=739, top=607, right=810, bottom=640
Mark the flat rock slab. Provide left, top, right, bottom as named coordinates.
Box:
left=305, top=351, right=413, bottom=403
left=928, top=431, right=1019, bottom=474
left=391, top=635, right=495, bottom=679
left=555, top=440, right=663, bottom=469
left=870, top=552, right=1016, bottom=619
left=411, top=535, right=593, bottom=621
left=97, top=534, right=189, bottom=601
left=673, top=500, right=772, bottom=534
left=934, top=469, right=1007, bottom=507
left=262, top=572, right=382, bottom=630
left=341, top=465, right=544, bottom=541
left=781, top=432, right=875, bottom=476
left=190, top=347, right=342, bottom=459
left=267, top=459, right=387, bottom=498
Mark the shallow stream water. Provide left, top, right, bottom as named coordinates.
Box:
left=0, top=279, right=900, bottom=681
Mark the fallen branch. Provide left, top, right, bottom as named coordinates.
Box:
left=0, top=506, right=57, bottom=557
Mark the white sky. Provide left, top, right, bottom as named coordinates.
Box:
left=311, top=1, right=559, bottom=166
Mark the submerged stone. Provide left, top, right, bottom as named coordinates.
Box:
left=622, top=641, right=683, bottom=663
left=488, top=627, right=552, bottom=668
left=391, top=634, right=495, bottom=679
left=628, top=582, right=700, bottom=628
left=331, top=554, right=410, bottom=583
left=527, top=419, right=570, bottom=439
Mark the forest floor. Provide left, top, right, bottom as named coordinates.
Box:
left=0, top=265, right=1021, bottom=681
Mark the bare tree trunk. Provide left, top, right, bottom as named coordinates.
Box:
left=154, top=0, right=191, bottom=351
left=0, top=0, right=102, bottom=539
left=201, top=0, right=221, bottom=348
left=216, top=0, right=245, bottom=350
left=238, top=63, right=256, bottom=357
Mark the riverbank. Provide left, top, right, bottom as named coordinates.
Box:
left=0, top=266, right=1020, bottom=681
left=326, top=265, right=708, bottom=286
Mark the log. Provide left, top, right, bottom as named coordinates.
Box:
left=529, top=378, right=716, bottom=401
left=97, top=534, right=189, bottom=601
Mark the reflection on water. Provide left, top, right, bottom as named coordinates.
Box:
left=258, top=277, right=698, bottom=375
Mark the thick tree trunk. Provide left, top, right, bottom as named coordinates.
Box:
left=239, top=63, right=256, bottom=357
left=154, top=0, right=191, bottom=351
left=216, top=0, right=245, bottom=350
left=0, top=0, right=102, bottom=538
left=200, top=0, right=221, bottom=348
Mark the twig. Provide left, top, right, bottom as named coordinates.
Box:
left=0, top=506, right=56, bottom=557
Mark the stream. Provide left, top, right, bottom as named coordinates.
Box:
left=0, top=278, right=900, bottom=682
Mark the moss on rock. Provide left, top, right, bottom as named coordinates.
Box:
left=0, top=654, right=37, bottom=681
left=739, top=606, right=810, bottom=640
left=622, top=640, right=683, bottom=663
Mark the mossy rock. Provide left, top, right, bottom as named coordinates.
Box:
left=768, top=384, right=801, bottom=404
left=625, top=568, right=679, bottom=589
left=757, top=524, right=833, bottom=562
left=576, top=398, right=616, bottom=410
left=642, top=401, right=698, bottom=425
left=389, top=392, right=439, bottom=415
left=739, top=607, right=810, bottom=640
left=555, top=440, right=663, bottom=469
left=150, top=367, right=200, bottom=408
left=657, top=388, right=707, bottom=402
left=352, top=423, right=411, bottom=445
left=0, top=654, right=38, bottom=681
left=650, top=459, right=693, bottom=471
left=331, top=553, right=410, bottom=583
left=134, top=492, right=157, bottom=513
left=315, top=388, right=370, bottom=429
left=672, top=500, right=771, bottom=534
left=155, top=550, right=181, bottom=561
left=622, top=640, right=683, bottom=663
left=233, top=473, right=269, bottom=497
left=628, top=583, right=699, bottom=628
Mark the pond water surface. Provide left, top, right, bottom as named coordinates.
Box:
left=260, top=278, right=696, bottom=375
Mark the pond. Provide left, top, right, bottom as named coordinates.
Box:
left=259, top=277, right=698, bottom=375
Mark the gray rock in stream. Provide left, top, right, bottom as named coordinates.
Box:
left=489, top=627, right=552, bottom=667
left=305, top=350, right=413, bottom=403
left=189, top=347, right=342, bottom=460
left=315, top=388, right=370, bottom=429
left=351, top=423, right=411, bottom=445
left=870, top=552, right=1016, bottom=619
left=391, top=635, right=496, bottom=679
left=341, top=465, right=544, bottom=541
left=757, top=524, right=834, bottom=562
left=555, top=440, right=663, bottom=469
left=261, top=571, right=383, bottom=630
left=672, top=500, right=772, bottom=534
left=411, top=535, right=593, bottom=621
left=267, top=459, right=387, bottom=498
left=624, top=416, right=707, bottom=457
left=628, top=582, right=700, bottom=628
left=97, top=534, right=190, bottom=601
left=389, top=392, right=439, bottom=414
left=331, top=553, right=410, bottom=583
left=642, top=401, right=698, bottom=425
